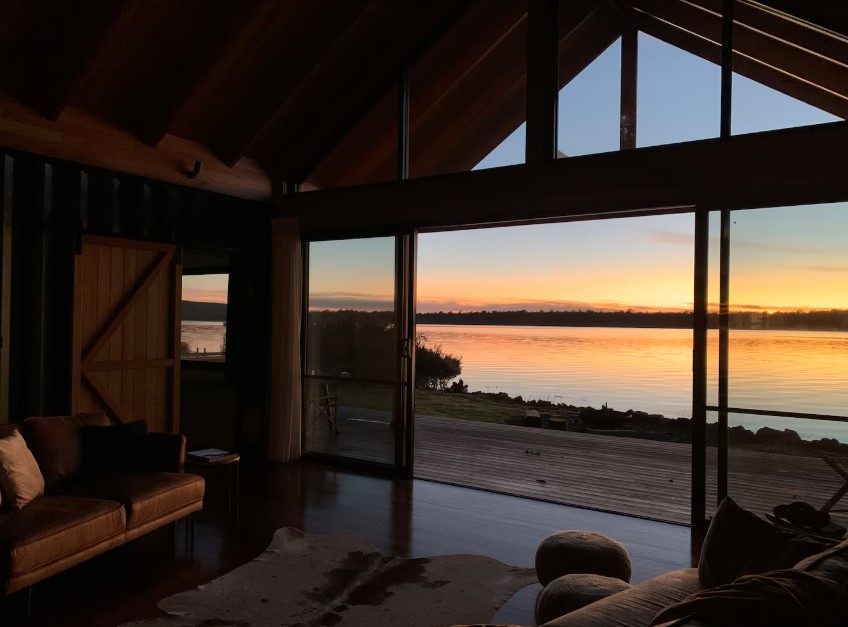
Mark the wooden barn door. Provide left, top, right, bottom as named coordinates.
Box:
left=71, top=236, right=181, bottom=432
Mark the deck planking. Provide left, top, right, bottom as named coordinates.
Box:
left=308, top=410, right=848, bottom=527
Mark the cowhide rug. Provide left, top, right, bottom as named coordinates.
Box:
left=122, top=527, right=536, bottom=627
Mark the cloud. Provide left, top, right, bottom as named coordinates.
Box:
left=729, top=238, right=845, bottom=256
left=309, top=291, right=394, bottom=311
left=416, top=296, right=690, bottom=314
left=650, top=231, right=693, bottom=246
left=181, top=287, right=228, bottom=303
left=795, top=265, right=848, bottom=273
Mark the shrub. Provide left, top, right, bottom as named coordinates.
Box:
left=415, top=334, right=461, bottom=390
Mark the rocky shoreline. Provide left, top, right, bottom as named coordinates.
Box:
left=456, top=389, right=848, bottom=457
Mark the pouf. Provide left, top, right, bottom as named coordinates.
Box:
left=535, top=530, right=632, bottom=586
left=536, top=573, right=632, bottom=623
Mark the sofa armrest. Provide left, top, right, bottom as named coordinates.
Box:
left=143, top=432, right=186, bottom=473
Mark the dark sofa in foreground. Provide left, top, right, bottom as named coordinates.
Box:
left=456, top=498, right=848, bottom=627
left=0, top=413, right=204, bottom=596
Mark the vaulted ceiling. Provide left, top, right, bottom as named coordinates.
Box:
left=0, top=0, right=846, bottom=195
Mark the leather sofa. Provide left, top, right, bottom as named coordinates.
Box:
left=0, top=414, right=204, bottom=596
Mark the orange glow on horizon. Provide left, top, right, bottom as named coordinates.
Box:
left=182, top=287, right=228, bottom=304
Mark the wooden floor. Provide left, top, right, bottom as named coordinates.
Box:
left=309, top=412, right=848, bottom=527
left=0, top=462, right=691, bottom=627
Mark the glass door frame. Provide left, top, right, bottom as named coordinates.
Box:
left=300, top=231, right=416, bottom=477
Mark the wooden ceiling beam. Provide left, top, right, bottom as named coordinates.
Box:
left=283, top=119, right=848, bottom=235
left=68, top=1, right=283, bottom=149
left=757, top=1, right=848, bottom=40
left=308, top=0, right=531, bottom=188
left=125, top=1, right=272, bottom=147
left=0, top=99, right=271, bottom=201
left=627, top=0, right=848, bottom=117
left=208, top=0, right=374, bottom=167
left=271, top=2, right=474, bottom=185
left=733, top=1, right=848, bottom=67
left=1, top=0, right=132, bottom=120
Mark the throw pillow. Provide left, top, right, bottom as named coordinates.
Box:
left=0, top=429, right=46, bottom=509
left=698, top=497, right=826, bottom=587
left=21, top=412, right=111, bottom=486
left=80, top=420, right=149, bottom=477
left=0, top=424, right=19, bottom=509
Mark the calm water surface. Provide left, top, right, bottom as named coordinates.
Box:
left=181, top=321, right=226, bottom=353
left=181, top=321, right=848, bottom=442
left=419, top=324, right=848, bottom=443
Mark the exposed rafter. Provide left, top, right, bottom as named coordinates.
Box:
left=626, top=0, right=848, bottom=118
left=1, top=0, right=131, bottom=120
left=267, top=2, right=474, bottom=184
left=208, top=0, right=375, bottom=167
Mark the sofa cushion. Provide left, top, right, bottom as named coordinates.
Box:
left=22, top=413, right=110, bottom=487
left=0, top=430, right=45, bottom=510
left=543, top=568, right=703, bottom=627
left=698, top=497, right=826, bottom=588
left=649, top=568, right=846, bottom=627
left=61, top=472, right=204, bottom=528
left=0, top=495, right=124, bottom=580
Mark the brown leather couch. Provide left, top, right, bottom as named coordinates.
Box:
left=0, top=414, right=204, bottom=596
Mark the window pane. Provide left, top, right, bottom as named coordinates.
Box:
left=557, top=38, right=620, bottom=157
left=637, top=33, right=720, bottom=148
left=304, top=378, right=396, bottom=465
left=415, top=213, right=695, bottom=523
left=181, top=274, right=228, bottom=363
left=728, top=414, right=848, bottom=531
left=306, top=237, right=397, bottom=381
left=728, top=204, right=848, bottom=416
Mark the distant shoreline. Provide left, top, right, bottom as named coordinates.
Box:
left=416, top=309, right=848, bottom=332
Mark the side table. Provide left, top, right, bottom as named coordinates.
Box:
left=186, top=452, right=240, bottom=526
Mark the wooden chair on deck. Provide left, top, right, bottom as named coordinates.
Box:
left=307, top=383, right=339, bottom=435
left=822, top=456, right=848, bottom=514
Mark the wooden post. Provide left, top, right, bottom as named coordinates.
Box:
left=0, top=155, right=13, bottom=423
left=620, top=22, right=638, bottom=150
left=718, top=210, right=730, bottom=503
left=692, top=207, right=709, bottom=529
left=720, top=0, right=734, bottom=139
left=526, top=0, right=559, bottom=164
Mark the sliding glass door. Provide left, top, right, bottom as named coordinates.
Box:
left=302, top=235, right=414, bottom=470
left=707, top=203, right=848, bottom=531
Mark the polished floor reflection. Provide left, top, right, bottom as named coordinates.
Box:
left=0, top=462, right=691, bottom=627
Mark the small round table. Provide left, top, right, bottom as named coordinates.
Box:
left=186, top=453, right=240, bottom=526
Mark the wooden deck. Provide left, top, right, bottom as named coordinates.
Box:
left=307, top=411, right=848, bottom=527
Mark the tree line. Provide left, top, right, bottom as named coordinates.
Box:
left=417, top=309, right=848, bottom=331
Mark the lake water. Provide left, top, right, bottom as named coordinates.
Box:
left=181, top=321, right=226, bottom=354
left=181, top=321, right=848, bottom=442
left=419, top=324, right=848, bottom=443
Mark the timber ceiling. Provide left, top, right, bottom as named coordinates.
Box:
left=0, top=0, right=846, bottom=192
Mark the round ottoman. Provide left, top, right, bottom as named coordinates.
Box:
left=535, top=530, right=631, bottom=586
left=536, top=573, right=632, bottom=624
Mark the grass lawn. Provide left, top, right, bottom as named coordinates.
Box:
left=331, top=381, right=569, bottom=424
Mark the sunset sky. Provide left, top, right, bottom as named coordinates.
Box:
left=186, top=35, right=847, bottom=314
